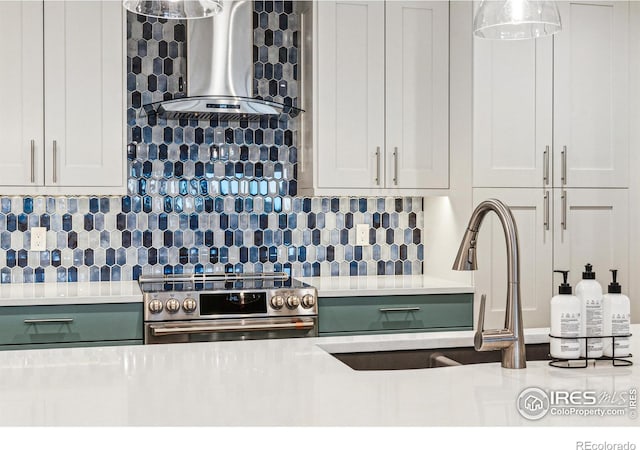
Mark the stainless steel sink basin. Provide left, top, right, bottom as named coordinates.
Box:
left=330, top=343, right=550, bottom=371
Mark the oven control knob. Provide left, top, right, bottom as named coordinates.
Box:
left=182, top=297, right=197, bottom=313
left=286, top=295, right=300, bottom=309
left=270, top=295, right=285, bottom=309
left=301, top=294, right=316, bottom=309
left=166, top=298, right=180, bottom=313
left=148, top=299, right=163, bottom=314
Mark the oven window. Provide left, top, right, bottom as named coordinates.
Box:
left=200, top=292, right=268, bottom=315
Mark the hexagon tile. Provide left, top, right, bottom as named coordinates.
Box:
left=0, top=2, right=424, bottom=283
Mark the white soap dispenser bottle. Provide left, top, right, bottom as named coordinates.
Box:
left=550, top=270, right=581, bottom=359
left=575, top=263, right=603, bottom=358
left=602, top=269, right=631, bottom=358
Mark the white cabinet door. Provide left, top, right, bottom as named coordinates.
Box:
left=316, top=1, right=385, bottom=189
left=554, top=1, right=629, bottom=188
left=0, top=1, right=44, bottom=187
left=44, top=0, right=124, bottom=189
left=473, top=36, right=553, bottom=188
left=472, top=189, right=553, bottom=329
left=385, top=1, right=449, bottom=189
left=554, top=188, right=629, bottom=288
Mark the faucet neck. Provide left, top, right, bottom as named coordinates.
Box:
left=453, top=198, right=526, bottom=369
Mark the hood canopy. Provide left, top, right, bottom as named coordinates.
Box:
left=140, top=0, right=303, bottom=121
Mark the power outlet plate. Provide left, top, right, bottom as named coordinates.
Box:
left=31, top=227, right=47, bottom=251
left=356, top=224, right=370, bottom=246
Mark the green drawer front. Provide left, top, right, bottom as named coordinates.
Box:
left=319, top=294, right=473, bottom=334
left=0, top=303, right=143, bottom=346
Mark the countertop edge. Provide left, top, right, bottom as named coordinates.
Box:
left=316, top=327, right=551, bottom=353
left=299, top=275, right=474, bottom=297
left=0, top=281, right=143, bottom=307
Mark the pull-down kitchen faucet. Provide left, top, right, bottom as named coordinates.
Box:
left=452, top=199, right=527, bottom=369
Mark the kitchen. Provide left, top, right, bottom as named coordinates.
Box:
left=0, top=0, right=637, bottom=446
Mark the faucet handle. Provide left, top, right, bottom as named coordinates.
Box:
left=476, top=293, right=486, bottom=332
left=474, top=293, right=516, bottom=352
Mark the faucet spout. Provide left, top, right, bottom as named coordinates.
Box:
left=452, top=199, right=526, bottom=369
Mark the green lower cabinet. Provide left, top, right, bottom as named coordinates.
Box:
left=0, top=302, right=143, bottom=350
left=318, top=293, right=473, bottom=336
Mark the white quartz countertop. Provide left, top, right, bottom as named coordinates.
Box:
left=299, top=275, right=474, bottom=297
left=0, top=276, right=471, bottom=307
left=0, top=325, right=636, bottom=426
left=0, top=281, right=142, bottom=306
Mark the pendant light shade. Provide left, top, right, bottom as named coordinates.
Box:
left=123, top=0, right=223, bottom=20
left=473, top=0, right=562, bottom=40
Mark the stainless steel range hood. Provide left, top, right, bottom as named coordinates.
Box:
left=141, top=0, right=302, bottom=121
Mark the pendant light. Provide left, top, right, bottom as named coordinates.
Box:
left=123, top=0, right=223, bottom=20
left=474, top=0, right=562, bottom=40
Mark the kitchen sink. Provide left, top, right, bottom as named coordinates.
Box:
left=330, top=343, right=550, bottom=371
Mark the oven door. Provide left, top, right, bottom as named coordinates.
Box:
left=144, top=316, right=317, bottom=344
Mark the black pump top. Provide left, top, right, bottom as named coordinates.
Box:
left=608, top=269, right=622, bottom=294
left=554, top=270, right=572, bottom=295
left=582, top=263, right=596, bottom=279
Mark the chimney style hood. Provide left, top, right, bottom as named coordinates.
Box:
left=142, top=0, right=302, bottom=121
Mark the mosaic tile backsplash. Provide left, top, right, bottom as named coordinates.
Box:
left=0, top=2, right=423, bottom=283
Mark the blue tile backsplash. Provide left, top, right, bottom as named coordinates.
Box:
left=0, top=2, right=423, bottom=283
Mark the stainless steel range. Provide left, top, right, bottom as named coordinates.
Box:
left=139, top=273, right=318, bottom=344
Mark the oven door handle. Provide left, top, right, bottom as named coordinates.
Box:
left=149, top=320, right=316, bottom=336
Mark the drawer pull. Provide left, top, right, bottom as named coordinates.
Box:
left=379, top=307, right=420, bottom=313
left=24, top=318, right=74, bottom=324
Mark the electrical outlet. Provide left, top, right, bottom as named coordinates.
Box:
left=356, top=224, right=370, bottom=246
left=31, top=227, right=47, bottom=251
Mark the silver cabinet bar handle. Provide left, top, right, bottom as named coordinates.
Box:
left=393, top=147, right=398, bottom=185
left=24, top=318, right=74, bottom=324
left=30, top=140, right=35, bottom=183
left=299, top=11, right=305, bottom=111
left=561, top=190, right=567, bottom=230
left=561, top=145, right=567, bottom=185
left=150, top=320, right=315, bottom=336
left=543, top=191, right=550, bottom=230
left=543, top=145, right=549, bottom=185
left=379, top=307, right=420, bottom=312
left=375, top=147, right=381, bottom=185
left=53, top=140, right=58, bottom=183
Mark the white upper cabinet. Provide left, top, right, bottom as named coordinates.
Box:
left=0, top=0, right=125, bottom=195
left=0, top=2, right=44, bottom=187
left=44, top=1, right=125, bottom=190
left=310, top=1, right=449, bottom=194
left=473, top=37, right=553, bottom=188
left=473, top=0, right=630, bottom=189
left=316, top=1, right=385, bottom=189
left=553, top=1, right=629, bottom=188
left=385, top=1, right=449, bottom=189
